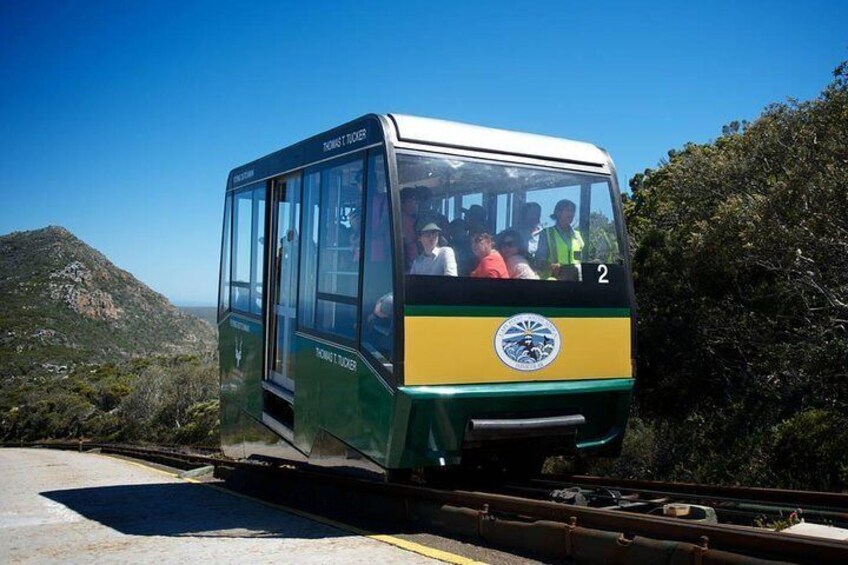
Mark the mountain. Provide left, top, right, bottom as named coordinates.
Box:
left=0, top=226, right=217, bottom=377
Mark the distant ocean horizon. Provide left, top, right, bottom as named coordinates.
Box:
left=173, top=300, right=216, bottom=308
left=177, top=305, right=218, bottom=326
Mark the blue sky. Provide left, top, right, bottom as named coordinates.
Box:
left=1, top=0, right=845, bottom=304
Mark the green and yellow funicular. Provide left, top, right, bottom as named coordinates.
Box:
left=218, top=114, right=635, bottom=477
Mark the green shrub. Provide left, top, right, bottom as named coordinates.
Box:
left=770, top=410, right=848, bottom=491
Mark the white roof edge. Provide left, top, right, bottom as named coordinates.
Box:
left=387, top=114, right=610, bottom=169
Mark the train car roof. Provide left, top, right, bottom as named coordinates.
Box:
left=387, top=113, right=610, bottom=170
left=228, top=113, right=612, bottom=190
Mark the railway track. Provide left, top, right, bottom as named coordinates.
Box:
left=6, top=441, right=848, bottom=563
left=492, top=475, right=848, bottom=530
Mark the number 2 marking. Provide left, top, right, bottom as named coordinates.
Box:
left=597, top=264, right=609, bottom=284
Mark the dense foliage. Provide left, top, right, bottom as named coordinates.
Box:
left=601, top=62, right=848, bottom=490
left=0, top=355, right=219, bottom=446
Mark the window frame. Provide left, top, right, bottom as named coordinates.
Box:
left=229, top=181, right=267, bottom=318
left=217, top=193, right=233, bottom=319
left=295, top=152, right=367, bottom=346
left=357, top=149, right=396, bottom=382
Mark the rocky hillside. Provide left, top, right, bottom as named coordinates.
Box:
left=0, top=226, right=217, bottom=377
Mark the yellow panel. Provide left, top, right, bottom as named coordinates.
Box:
left=404, top=316, right=632, bottom=385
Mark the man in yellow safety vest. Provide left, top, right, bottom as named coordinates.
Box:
left=536, top=199, right=584, bottom=281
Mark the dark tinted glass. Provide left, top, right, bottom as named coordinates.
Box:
left=359, top=153, right=394, bottom=367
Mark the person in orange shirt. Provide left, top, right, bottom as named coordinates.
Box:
left=469, top=231, right=509, bottom=278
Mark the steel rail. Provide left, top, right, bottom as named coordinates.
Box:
left=564, top=474, right=848, bottom=509
left=508, top=478, right=848, bottom=527
left=6, top=442, right=847, bottom=563
left=215, top=456, right=847, bottom=563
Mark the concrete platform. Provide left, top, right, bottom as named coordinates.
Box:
left=0, top=448, right=445, bottom=564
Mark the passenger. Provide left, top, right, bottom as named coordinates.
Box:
left=463, top=204, right=488, bottom=233
left=400, top=188, right=420, bottom=269
left=469, top=230, right=509, bottom=279
left=496, top=229, right=539, bottom=280
left=447, top=218, right=476, bottom=276
left=365, top=159, right=390, bottom=261
left=414, top=185, right=433, bottom=212
left=348, top=208, right=361, bottom=262
left=409, top=222, right=458, bottom=276
left=537, top=199, right=584, bottom=281
left=432, top=211, right=449, bottom=235
left=335, top=209, right=360, bottom=283
left=277, top=229, right=298, bottom=263
left=513, top=202, right=543, bottom=257
left=364, top=292, right=393, bottom=360
left=417, top=210, right=449, bottom=246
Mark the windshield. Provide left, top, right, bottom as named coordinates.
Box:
left=397, top=153, right=622, bottom=282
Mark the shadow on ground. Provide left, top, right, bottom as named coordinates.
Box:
left=40, top=482, right=348, bottom=540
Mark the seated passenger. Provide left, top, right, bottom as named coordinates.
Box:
left=469, top=230, right=509, bottom=279
left=409, top=222, right=458, bottom=276
left=364, top=292, right=393, bottom=360
left=429, top=210, right=449, bottom=232
left=447, top=218, right=476, bottom=276
left=463, top=204, right=488, bottom=233
left=512, top=202, right=543, bottom=257
left=496, top=229, right=539, bottom=280
left=417, top=211, right=449, bottom=246
left=536, top=199, right=584, bottom=281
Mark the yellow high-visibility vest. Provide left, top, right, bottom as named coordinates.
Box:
left=539, top=226, right=584, bottom=279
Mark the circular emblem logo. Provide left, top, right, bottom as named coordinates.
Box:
left=494, top=313, right=561, bottom=371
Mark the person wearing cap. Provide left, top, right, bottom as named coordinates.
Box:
left=536, top=199, right=584, bottom=281
left=409, top=222, right=458, bottom=276
left=469, top=230, right=509, bottom=279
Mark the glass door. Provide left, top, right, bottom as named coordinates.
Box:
left=268, top=174, right=301, bottom=399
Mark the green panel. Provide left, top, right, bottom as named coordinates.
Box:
left=219, top=398, right=244, bottom=459
left=218, top=313, right=265, bottom=419
left=405, top=305, right=631, bottom=318
left=292, top=335, right=395, bottom=465
left=387, top=378, right=634, bottom=468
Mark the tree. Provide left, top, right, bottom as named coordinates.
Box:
left=621, top=61, right=848, bottom=489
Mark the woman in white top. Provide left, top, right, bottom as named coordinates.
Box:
left=496, top=229, right=539, bottom=280
left=409, top=222, right=458, bottom=276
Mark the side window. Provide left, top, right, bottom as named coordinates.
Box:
left=232, top=191, right=253, bottom=311
left=316, top=158, right=363, bottom=339
left=298, top=157, right=364, bottom=340
left=251, top=189, right=266, bottom=315
left=218, top=194, right=232, bottom=315
left=587, top=182, right=622, bottom=264
left=360, top=153, right=394, bottom=367
left=397, top=153, right=623, bottom=282
left=298, top=171, right=320, bottom=329
left=231, top=184, right=266, bottom=315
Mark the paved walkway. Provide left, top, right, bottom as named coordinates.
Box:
left=0, top=448, right=441, bottom=564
